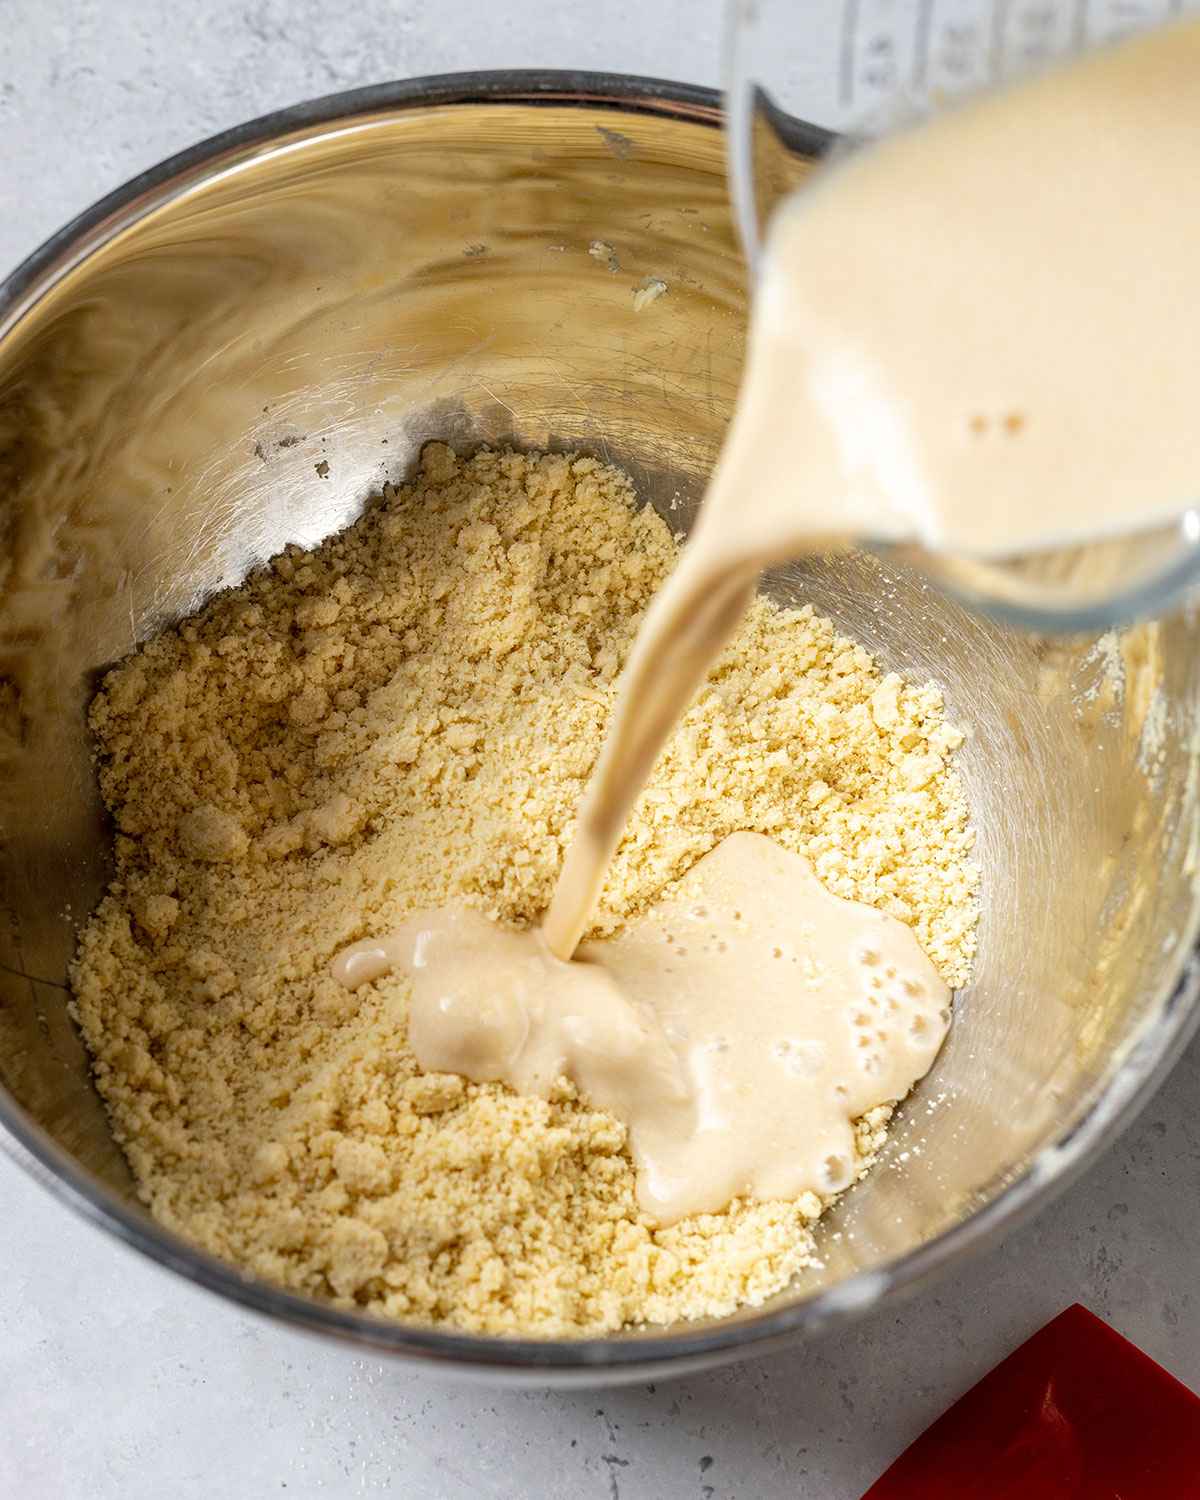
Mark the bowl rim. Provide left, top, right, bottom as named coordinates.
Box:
left=1, top=68, right=1197, bottom=1383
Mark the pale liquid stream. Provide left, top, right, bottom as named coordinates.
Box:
left=336, top=23, right=1200, bottom=1223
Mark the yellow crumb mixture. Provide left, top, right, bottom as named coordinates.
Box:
left=70, top=445, right=978, bottom=1335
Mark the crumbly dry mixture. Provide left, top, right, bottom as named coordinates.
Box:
left=71, top=444, right=978, bottom=1336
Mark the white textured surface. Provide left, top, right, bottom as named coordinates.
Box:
left=3, top=4, right=1200, bottom=1496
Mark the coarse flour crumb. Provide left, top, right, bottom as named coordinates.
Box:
left=71, top=445, right=978, bottom=1335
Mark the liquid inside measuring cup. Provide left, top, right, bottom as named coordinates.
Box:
left=740, top=17, right=1200, bottom=594
left=727, top=9, right=1200, bottom=628
left=336, top=22, right=1200, bottom=1223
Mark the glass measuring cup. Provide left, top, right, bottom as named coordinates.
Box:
left=724, top=0, right=1200, bottom=631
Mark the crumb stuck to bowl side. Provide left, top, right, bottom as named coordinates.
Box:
left=68, top=443, right=978, bottom=1337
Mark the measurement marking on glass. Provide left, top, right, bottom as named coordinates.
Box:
left=839, top=0, right=1200, bottom=114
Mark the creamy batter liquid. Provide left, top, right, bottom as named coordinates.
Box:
left=334, top=834, right=949, bottom=1221
left=337, top=23, right=1197, bottom=1224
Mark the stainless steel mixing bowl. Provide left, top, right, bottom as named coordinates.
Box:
left=2, top=72, right=1199, bottom=1385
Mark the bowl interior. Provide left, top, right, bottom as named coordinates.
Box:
left=1, top=81, right=1198, bottom=1371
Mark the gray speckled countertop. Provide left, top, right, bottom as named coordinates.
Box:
left=2, top=5, right=1199, bottom=1496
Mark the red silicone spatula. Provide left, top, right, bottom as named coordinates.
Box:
left=862, top=1304, right=1200, bottom=1499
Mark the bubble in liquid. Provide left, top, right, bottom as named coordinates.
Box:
left=774, top=1038, right=825, bottom=1076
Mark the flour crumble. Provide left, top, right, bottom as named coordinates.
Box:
left=71, top=445, right=977, bottom=1335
